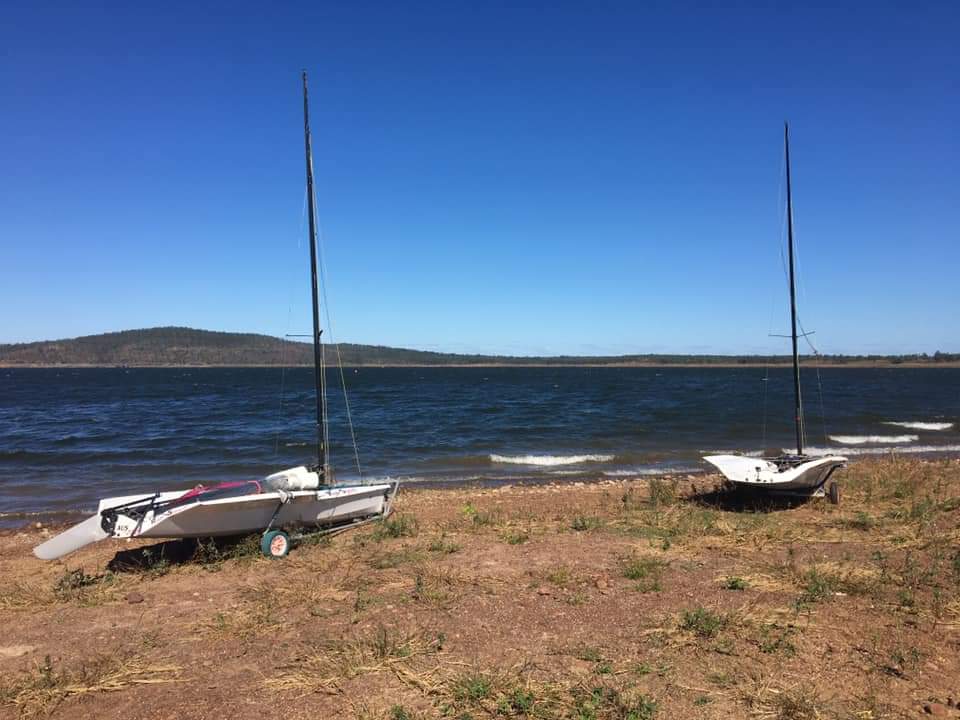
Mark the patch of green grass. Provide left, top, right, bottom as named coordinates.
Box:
left=368, top=548, right=422, bottom=570
left=427, top=534, right=462, bottom=554
left=571, top=686, right=657, bottom=720
left=375, top=514, right=419, bottom=540
left=844, top=511, right=877, bottom=531
left=53, top=568, right=103, bottom=601
left=722, top=576, right=748, bottom=591
left=758, top=623, right=797, bottom=656
left=389, top=706, right=413, bottom=720
left=619, top=554, right=666, bottom=592
left=679, top=607, right=726, bottom=639
left=462, top=503, right=500, bottom=528
left=545, top=566, right=573, bottom=588
left=571, top=516, right=602, bottom=532
left=796, top=567, right=838, bottom=606
left=497, top=687, right=536, bottom=715
left=454, top=673, right=493, bottom=703
left=573, top=645, right=603, bottom=663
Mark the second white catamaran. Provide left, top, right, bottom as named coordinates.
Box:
left=35, top=73, right=397, bottom=561
left=704, top=124, right=847, bottom=501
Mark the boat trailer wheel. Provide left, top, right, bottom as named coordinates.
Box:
left=827, top=481, right=841, bottom=505
left=260, top=530, right=291, bottom=559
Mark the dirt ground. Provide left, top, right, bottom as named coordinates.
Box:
left=2, top=457, right=959, bottom=720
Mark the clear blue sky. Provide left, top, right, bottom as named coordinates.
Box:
left=2, top=1, right=957, bottom=355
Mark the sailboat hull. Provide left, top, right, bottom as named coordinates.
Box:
left=34, top=483, right=395, bottom=560
left=125, top=484, right=394, bottom=539
left=703, top=454, right=847, bottom=494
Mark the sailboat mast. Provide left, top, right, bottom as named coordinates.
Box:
left=302, top=71, right=327, bottom=478
left=784, top=122, right=804, bottom=456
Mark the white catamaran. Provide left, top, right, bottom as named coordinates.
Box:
left=35, top=73, right=398, bottom=561
left=704, top=124, right=847, bottom=502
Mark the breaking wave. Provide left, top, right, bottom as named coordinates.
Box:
left=800, top=444, right=960, bottom=457
left=829, top=435, right=918, bottom=445
left=489, top=453, right=615, bottom=466
left=883, top=421, right=954, bottom=431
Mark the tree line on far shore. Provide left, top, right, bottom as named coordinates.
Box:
left=1, top=327, right=957, bottom=367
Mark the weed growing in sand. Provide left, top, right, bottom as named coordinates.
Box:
left=844, top=511, right=877, bottom=531
left=462, top=503, right=500, bottom=528
left=571, top=515, right=602, bottom=532
left=389, top=706, right=414, bottom=720
left=375, top=514, right=419, bottom=540
left=795, top=568, right=836, bottom=606
left=680, top=607, right=726, bottom=639
left=545, top=566, right=573, bottom=588
left=501, top=528, right=530, bottom=544
left=453, top=673, right=493, bottom=702
left=574, top=645, right=603, bottom=663
left=648, top=478, right=678, bottom=509
left=53, top=569, right=101, bottom=600
left=498, top=687, right=536, bottom=715
left=723, top=576, right=748, bottom=591
left=571, top=686, right=657, bottom=720
left=50, top=568, right=117, bottom=605
left=620, top=554, right=667, bottom=592
left=368, top=547, right=422, bottom=570
left=757, top=623, right=797, bottom=656
left=427, top=533, right=462, bottom=554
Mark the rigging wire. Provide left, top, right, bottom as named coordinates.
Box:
left=313, top=188, right=364, bottom=480
left=762, top=143, right=788, bottom=451
left=274, top=188, right=309, bottom=456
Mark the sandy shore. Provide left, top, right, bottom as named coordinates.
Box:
left=2, top=457, right=959, bottom=719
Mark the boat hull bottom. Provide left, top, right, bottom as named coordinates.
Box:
left=703, top=454, right=847, bottom=496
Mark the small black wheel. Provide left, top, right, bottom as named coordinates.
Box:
left=260, top=530, right=290, bottom=558
left=827, top=481, right=841, bottom=505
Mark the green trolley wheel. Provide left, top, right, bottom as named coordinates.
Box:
left=260, top=530, right=291, bottom=558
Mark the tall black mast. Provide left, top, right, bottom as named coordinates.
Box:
left=302, top=71, right=327, bottom=478
left=784, top=122, right=804, bottom=455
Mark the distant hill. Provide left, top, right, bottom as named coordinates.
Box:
left=0, top=327, right=957, bottom=367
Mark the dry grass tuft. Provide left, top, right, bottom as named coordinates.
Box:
left=264, top=625, right=445, bottom=695
left=740, top=676, right=823, bottom=719
left=0, top=653, right=181, bottom=718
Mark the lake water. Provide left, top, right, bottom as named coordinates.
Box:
left=1, top=366, right=958, bottom=524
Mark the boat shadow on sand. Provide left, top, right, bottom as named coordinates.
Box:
left=687, top=484, right=820, bottom=513
left=106, top=534, right=265, bottom=574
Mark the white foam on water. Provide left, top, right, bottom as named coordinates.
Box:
left=798, top=444, right=960, bottom=457
left=830, top=435, right=918, bottom=445
left=883, top=421, right=954, bottom=431
left=603, top=466, right=703, bottom=477
left=701, top=450, right=765, bottom=457
left=489, top=453, right=615, bottom=466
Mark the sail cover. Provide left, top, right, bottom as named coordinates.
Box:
left=264, top=466, right=321, bottom=492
